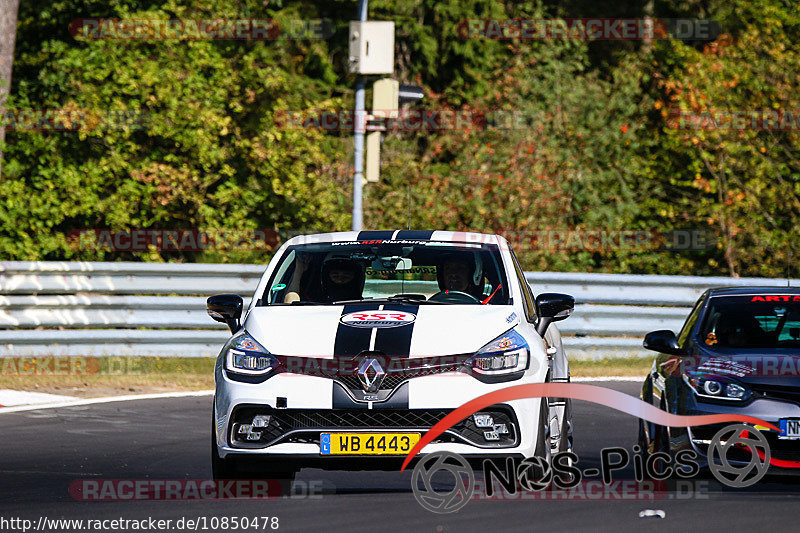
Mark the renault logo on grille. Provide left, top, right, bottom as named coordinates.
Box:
left=357, top=358, right=386, bottom=393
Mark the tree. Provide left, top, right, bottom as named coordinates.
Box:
left=0, top=0, right=20, bottom=181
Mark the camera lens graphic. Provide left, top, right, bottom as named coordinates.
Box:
left=708, top=424, right=770, bottom=488
left=411, top=452, right=474, bottom=513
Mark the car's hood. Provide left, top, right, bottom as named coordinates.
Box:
left=243, top=303, right=520, bottom=358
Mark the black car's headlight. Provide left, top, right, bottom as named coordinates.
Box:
left=469, top=329, right=529, bottom=376
left=683, top=371, right=752, bottom=401
left=225, top=333, right=277, bottom=376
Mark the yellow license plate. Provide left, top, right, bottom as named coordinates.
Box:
left=320, top=432, right=420, bottom=455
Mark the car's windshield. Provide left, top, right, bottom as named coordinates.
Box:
left=699, top=295, right=800, bottom=349
left=260, top=240, right=510, bottom=305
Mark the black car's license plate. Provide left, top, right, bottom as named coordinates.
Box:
left=779, top=419, right=800, bottom=439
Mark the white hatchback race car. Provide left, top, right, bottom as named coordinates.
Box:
left=209, top=230, right=574, bottom=485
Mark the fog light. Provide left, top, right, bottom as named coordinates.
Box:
left=245, top=431, right=262, bottom=441
left=237, top=424, right=252, bottom=435
left=252, top=415, right=271, bottom=428
left=494, top=423, right=509, bottom=435
left=474, top=413, right=494, bottom=428
left=484, top=430, right=500, bottom=441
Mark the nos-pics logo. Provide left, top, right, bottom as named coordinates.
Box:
left=411, top=423, right=771, bottom=514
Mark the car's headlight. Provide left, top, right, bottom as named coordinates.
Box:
left=225, top=333, right=277, bottom=375
left=683, top=371, right=752, bottom=401
left=470, top=329, right=529, bottom=375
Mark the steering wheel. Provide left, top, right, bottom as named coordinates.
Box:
left=428, top=290, right=481, bottom=304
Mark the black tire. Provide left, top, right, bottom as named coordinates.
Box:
left=653, top=397, right=671, bottom=456
left=534, top=397, right=551, bottom=462
left=558, top=398, right=573, bottom=454
left=638, top=418, right=650, bottom=457
left=211, top=404, right=238, bottom=480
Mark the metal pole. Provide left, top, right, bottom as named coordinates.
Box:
left=352, top=0, right=368, bottom=232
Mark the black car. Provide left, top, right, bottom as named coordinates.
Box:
left=639, top=286, right=800, bottom=472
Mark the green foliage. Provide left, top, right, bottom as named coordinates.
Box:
left=2, top=0, right=799, bottom=277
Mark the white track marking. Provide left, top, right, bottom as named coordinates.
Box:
left=0, top=389, right=74, bottom=407
left=0, top=390, right=214, bottom=414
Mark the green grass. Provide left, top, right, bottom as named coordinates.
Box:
left=0, top=356, right=216, bottom=397
left=570, top=357, right=651, bottom=378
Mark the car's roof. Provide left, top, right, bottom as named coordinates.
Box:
left=707, top=286, right=800, bottom=296
left=285, top=230, right=504, bottom=246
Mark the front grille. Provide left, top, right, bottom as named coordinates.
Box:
left=765, top=433, right=800, bottom=462
left=691, top=424, right=800, bottom=464
left=279, top=355, right=469, bottom=392
left=230, top=406, right=518, bottom=449
left=749, top=384, right=800, bottom=405
left=277, top=409, right=451, bottom=429
left=334, top=364, right=465, bottom=392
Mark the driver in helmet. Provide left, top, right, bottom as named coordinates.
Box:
left=284, top=255, right=365, bottom=303
left=321, top=258, right=365, bottom=302
left=437, top=253, right=483, bottom=299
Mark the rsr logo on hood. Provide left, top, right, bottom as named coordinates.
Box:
left=340, top=311, right=417, bottom=328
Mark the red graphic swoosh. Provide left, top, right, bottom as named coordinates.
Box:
left=401, top=382, right=778, bottom=471
left=737, top=428, right=800, bottom=469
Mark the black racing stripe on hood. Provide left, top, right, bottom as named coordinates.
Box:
left=357, top=230, right=395, bottom=240
left=373, top=303, right=419, bottom=358
left=333, top=303, right=376, bottom=357
left=394, top=230, right=434, bottom=240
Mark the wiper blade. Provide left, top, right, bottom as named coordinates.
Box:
left=331, top=297, right=446, bottom=305
left=388, top=295, right=446, bottom=304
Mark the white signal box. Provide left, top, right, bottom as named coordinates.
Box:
left=349, top=21, right=395, bottom=74
left=365, top=131, right=382, bottom=182
left=372, top=78, right=399, bottom=119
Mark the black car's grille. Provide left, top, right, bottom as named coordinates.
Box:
left=764, top=433, right=800, bottom=462
left=750, top=384, right=800, bottom=405
left=691, top=424, right=800, bottom=464
left=230, top=406, right=518, bottom=449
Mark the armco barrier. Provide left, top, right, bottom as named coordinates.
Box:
left=0, top=261, right=795, bottom=358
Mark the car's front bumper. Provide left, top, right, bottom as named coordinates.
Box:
left=214, top=366, right=544, bottom=464
left=682, top=396, right=800, bottom=472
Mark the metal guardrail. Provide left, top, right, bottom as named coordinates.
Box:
left=0, top=261, right=795, bottom=358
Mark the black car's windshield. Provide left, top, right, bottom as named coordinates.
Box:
left=261, top=240, right=510, bottom=305
left=699, top=295, right=800, bottom=349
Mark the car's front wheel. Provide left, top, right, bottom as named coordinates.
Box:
left=211, top=402, right=238, bottom=480
left=534, top=397, right=552, bottom=462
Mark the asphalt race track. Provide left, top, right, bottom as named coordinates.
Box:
left=2, top=382, right=800, bottom=532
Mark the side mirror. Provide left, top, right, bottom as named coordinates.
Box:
left=535, top=293, right=574, bottom=336
left=207, top=294, right=243, bottom=333
left=643, top=330, right=684, bottom=355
